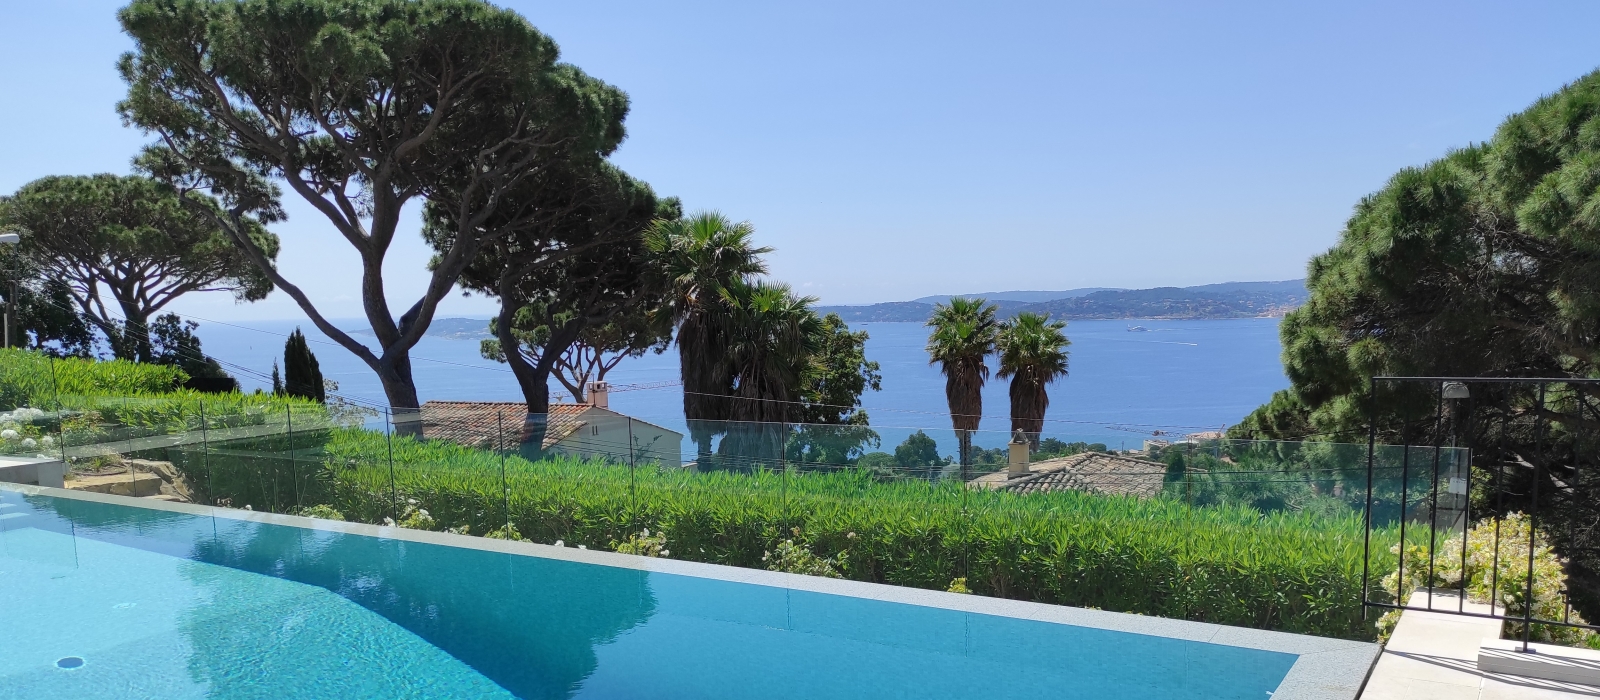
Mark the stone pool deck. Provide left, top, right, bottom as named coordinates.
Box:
left=1360, top=592, right=1600, bottom=699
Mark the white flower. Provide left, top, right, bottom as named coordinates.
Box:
left=21, top=438, right=35, bottom=449
left=660, top=550, right=670, bottom=557
left=553, top=540, right=565, bottom=547
left=0, top=430, right=17, bottom=440
left=39, top=436, right=53, bottom=447
left=382, top=517, right=396, bottom=527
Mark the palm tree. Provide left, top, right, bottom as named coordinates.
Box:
left=996, top=312, right=1070, bottom=450
left=643, top=212, right=771, bottom=466
left=925, top=297, right=1000, bottom=473
left=716, top=280, right=822, bottom=467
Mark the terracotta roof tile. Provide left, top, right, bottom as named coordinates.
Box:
left=975, top=452, right=1166, bottom=498
left=419, top=401, right=588, bottom=450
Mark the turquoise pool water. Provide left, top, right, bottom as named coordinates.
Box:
left=0, top=490, right=1299, bottom=699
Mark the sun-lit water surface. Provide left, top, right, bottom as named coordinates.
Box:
left=0, top=490, right=1298, bottom=699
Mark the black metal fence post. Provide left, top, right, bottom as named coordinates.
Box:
left=1426, top=383, right=1444, bottom=610
left=1524, top=382, right=1546, bottom=650
left=1362, top=379, right=1377, bottom=620
left=1397, top=430, right=1412, bottom=606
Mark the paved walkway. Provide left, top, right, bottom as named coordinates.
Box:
left=1361, top=591, right=1600, bottom=699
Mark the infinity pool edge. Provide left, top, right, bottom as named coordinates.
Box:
left=1, top=481, right=1379, bottom=699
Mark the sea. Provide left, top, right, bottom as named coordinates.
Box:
left=191, top=317, right=1289, bottom=460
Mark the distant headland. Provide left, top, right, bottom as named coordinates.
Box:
left=814, top=280, right=1307, bottom=323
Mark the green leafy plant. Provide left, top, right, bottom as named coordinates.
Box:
left=292, top=504, right=345, bottom=521
left=764, top=538, right=845, bottom=579
left=1380, top=513, right=1596, bottom=647
left=484, top=523, right=530, bottom=542
left=614, top=528, right=670, bottom=557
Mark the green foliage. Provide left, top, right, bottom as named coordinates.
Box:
left=1032, top=439, right=1107, bottom=461
left=292, top=504, right=345, bottom=521
left=893, top=430, right=948, bottom=467
left=183, top=427, right=1394, bottom=639
left=1235, top=68, right=1600, bottom=620
left=0, top=348, right=184, bottom=409
left=282, top=328, right=324, bottom=403
left=613, top=528, right=669, bottom=557
left=396, top=504, right=438, bottom=530
left=926, top=297, right=999, bottom=464
left=968, top=445, right=1009, bottom=468
left=453, top=161, right=672, bottom=412
left=798, top=313, right=882, bottom=425
left=855, top=451, right=896, bottom=470
left=150, top=314, right=232, bottom=382
left=785, top=423, right=881, bottom=468
left=0, top=246, right=94, bottom=356
left=483, top=523, right=531, bottom=542
left=764, top=537, right=845, bottom=579
left=946, top=577, right=971, bottom=594
left=0, top=174, right=277, bottom=362
left=1380, top=514, right=1596, bottom=647
left=644, top=212, right=772, bottom=458
left=996, top=312, right=1070, bottom=447
left=1246, top=69, right=1600, bottom=442
left=119, top=0, right=631, bottom=414
left=718, top=279, right=822, bottom=423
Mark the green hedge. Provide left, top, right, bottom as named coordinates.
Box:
left=178, top=427, right=1398, bottom=640
left=0, top=349, right=187, bottom=409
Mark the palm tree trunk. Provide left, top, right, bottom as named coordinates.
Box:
left=1010, top=373, right=1048, bottom=451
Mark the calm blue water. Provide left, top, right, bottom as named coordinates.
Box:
left=0, top=489, right=1298, bottom=699
left=188, top=317, right=1287, bottom=458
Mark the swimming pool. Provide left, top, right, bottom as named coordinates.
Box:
left=0, top=484, right=1376, bottom=699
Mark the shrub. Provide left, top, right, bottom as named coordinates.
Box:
left=0, top=348, right=186, bottom=409
left=292, top=504, right=345, bottom=521
left=181, top=427, right=1395, bottom=639
left=765, top=538, right=844, bottom=579
left=614, top=528, right=670, bottom=557
left=483, top=523, right=530, bottom=542
left=1380, top=513, right=1596, bottom=646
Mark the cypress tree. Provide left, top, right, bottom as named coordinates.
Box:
left=283, top=328, right=325, bottom=403
left=270, top=360, right=284, bottom=397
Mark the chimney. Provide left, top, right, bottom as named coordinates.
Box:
left=1007, top=430, right=1030, bottom=477
left=587, top=382, right=610, bottom=409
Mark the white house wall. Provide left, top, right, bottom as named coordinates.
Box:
left=550, top=408, right=684, bottom=468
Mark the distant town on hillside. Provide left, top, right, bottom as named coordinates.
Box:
left=814, top=280, right=1308, bottom=323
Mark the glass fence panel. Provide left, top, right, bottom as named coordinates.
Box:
left=1, top=389, right=1486, bottom=641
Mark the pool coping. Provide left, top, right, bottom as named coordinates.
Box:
left=2, top=483, right=1380, bottom=699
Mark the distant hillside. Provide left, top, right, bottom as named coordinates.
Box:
left=817, top=280, right=1306, bottom=322
left=1026, top=284, right=1305, bottom=320
left=910, top=287, right=1117, bottom=304
left=349, top=317, right=493, bottom=340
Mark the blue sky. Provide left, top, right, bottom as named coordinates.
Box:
left=3, top=1, right=1599, bottom=320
